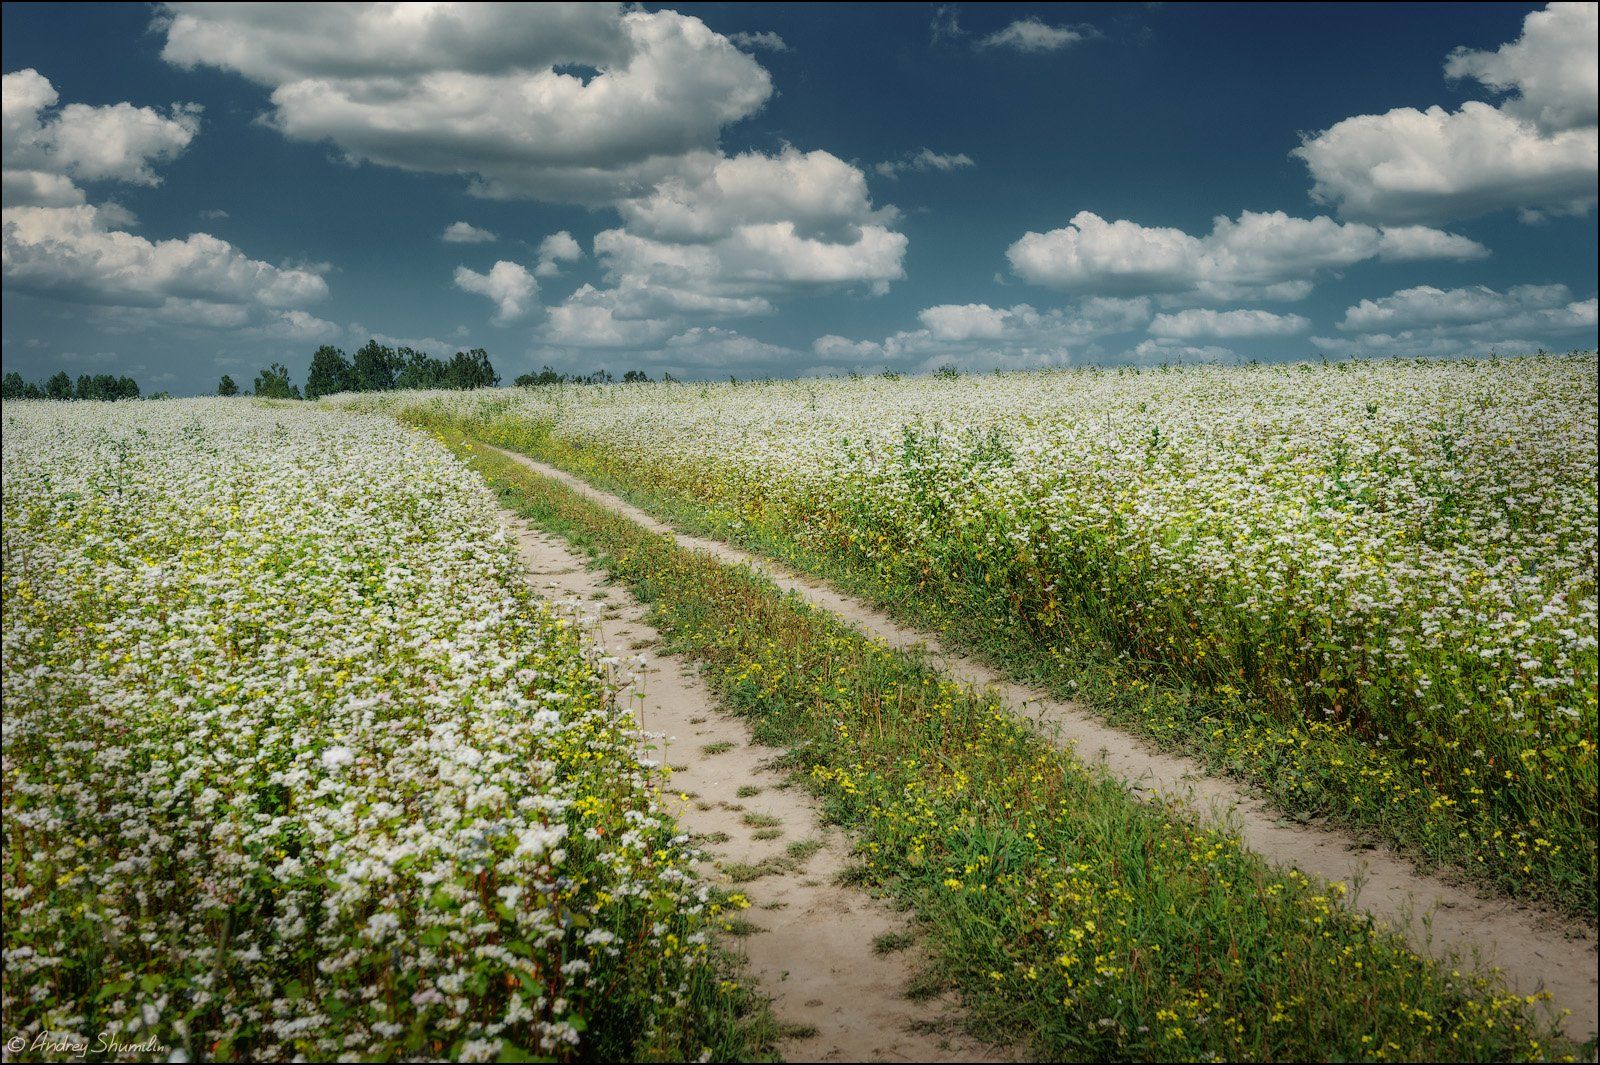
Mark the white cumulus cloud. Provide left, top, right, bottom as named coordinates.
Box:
left=453, top=260, right=537, bottom=324
left=1149, top=308, right=1311, bottom=339
left=1006, top=209, right=1486, bottom=299
left=441, top=221, right=496, bottom=244
left=1294, top=2, right=1597, bottom=222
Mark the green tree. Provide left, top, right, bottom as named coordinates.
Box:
left=514, top=365, right=565, bottom=387
left=304, top=346, right=356, bottom=399
left=75, top=374, right=94, bottom=400
left=1, top=372, right=24, bottom=400
left=352, top=340, right=402, bottom=392
left=445, top=348, right=499, bottom=390
left=253, top=362, right=301, bottom=399
left=217, top=374, right=239, bottom=396
left=45, top=371, right=73, bottom=400
left=395, top=347, right=448, bottom=390
left=622, top=369, right=651, bottom=383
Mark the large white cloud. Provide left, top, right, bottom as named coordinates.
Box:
left=2, top=69, right=201, bottom=207
left=1295, top=2, right=1598, bottom=223
left=1334, top=283, right=1590, bottom=332
left=1149, top=308, right=1311, bottom=339
left=3, top=203, right=328, bottom=315
left=1313, top=282, right=1597, bottom=357
left=157, top=3, right=772, bottom=204
left=453, top=260, right=537, bottom=324
left=540, top=149, right=907, bottom=340
left=1444, top=2, right=1597, bottom=133
left=1006, top=209, right=1486, bottom=298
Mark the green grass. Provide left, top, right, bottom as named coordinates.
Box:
left=438, top=428, right=1573, bottom=1062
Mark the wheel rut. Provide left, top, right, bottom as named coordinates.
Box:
left=501, top=511, right=1010, bottom=1063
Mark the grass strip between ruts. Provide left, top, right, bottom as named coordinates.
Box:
left=439, top=425, right=1575, bottom=1063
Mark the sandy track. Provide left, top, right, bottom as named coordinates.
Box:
left=488, top=443, right=1599, bottom=1043
left=502, top=512, right=1009, bottom=1063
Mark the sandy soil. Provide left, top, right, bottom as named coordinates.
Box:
left=490, top=443, right=1600, bottom=1044
left=502, top=513, right=1011, bottom=1063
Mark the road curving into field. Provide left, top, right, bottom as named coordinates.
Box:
left=485, top=442, right=1600, bottom=1045
left=498, top=508, right=1011, bottom=1062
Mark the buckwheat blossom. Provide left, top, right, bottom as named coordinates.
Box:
left=2, top=400, right=719, bottom=1060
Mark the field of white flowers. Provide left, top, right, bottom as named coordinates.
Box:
left=1, top=401, right=742, bottom=1061
left=376, top=354, right=1599, bottom=912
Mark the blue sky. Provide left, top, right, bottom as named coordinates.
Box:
left=2, top=2, right=1595, bottom=394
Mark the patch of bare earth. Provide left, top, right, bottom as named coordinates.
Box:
left=502, top=513, right=1011, bottom=1063
left=490, top=444, right=1600, bottom=1044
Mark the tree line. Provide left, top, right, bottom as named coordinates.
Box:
left=221, top=342, right=502, bottom=399
left=513, top=367, right=665, bottom=386
left=3, top=371, right=142, bottom=401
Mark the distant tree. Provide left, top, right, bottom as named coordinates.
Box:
left=45, top=371, right=73, bottom=400
left=75, top=374, right=94, bottom=400
left=933, top=364, right=960, bottom=380
left=395, top=347, right=449, bottom=390
left=147, top=391, right=171, bottom=400
left=352, top=340, right=403, bottom=392
left=217, top=374, right=239, bottom=396
left=622, top=369, right=651, bottom=383
left=304, top=345, right=356, bottom=399
left=253, top=362, right=301, bottom=399
left=514, top=365, right=566, bottom=387
left=115, top=375, right=141, bottom=400
left=444, top=348, right=499, bottom=390
left=661, top=372, right=679, bottom=384
left=1, top=371, right=25, bottom=400
left=583, top=369, right=614, bottom=385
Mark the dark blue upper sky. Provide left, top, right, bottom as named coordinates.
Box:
left=3, top=2, right=1595, bottom=393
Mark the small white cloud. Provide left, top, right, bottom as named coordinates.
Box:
left=442, top=220, right=497, bottom=244
left=875, top=148, right=975, bottom=179
left=978, top=17, right=1087, bottom=53
left=198, top=207, right=229, bottom=220
left=534, top=230, right=583, bottom=276
left=453, top=260, right=538, bottom=324
left=727, top=30, right=788, bottom=52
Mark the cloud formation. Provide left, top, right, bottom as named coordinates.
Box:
left=1006, top=210, right=1487, bottom=299
left=453, top=260, right=538, bottom=324
left=441, top=221, right=496, bottom=244
left=1295, top=2, right=1597, bottom=223
left=1149, top=308, right=1311, bottom=339
left=2, top=68, right=201, bottom=207
left=978, top=18, right=1088, bottom=53
left=1313, top=282, right=1597, bottom=357
left=874, top=149, right=975, bottom=179
left=158, top=3, right=772, bottom=204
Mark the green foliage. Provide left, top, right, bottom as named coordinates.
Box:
left=304, top=345, right=356, bottom=399
left=73, top=373, right=141, bottom=401
left=353, top=340, right=404, bottom=392
left=217, top=374, right=239, bottom=397
left=2, top=369, right=138, bottom=401
left=252, top=361, right=302, bottom=399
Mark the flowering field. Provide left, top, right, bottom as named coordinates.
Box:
left=372, top=354, right=1600, bottom=914
left=1, top=401, right=753, bottom=1061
